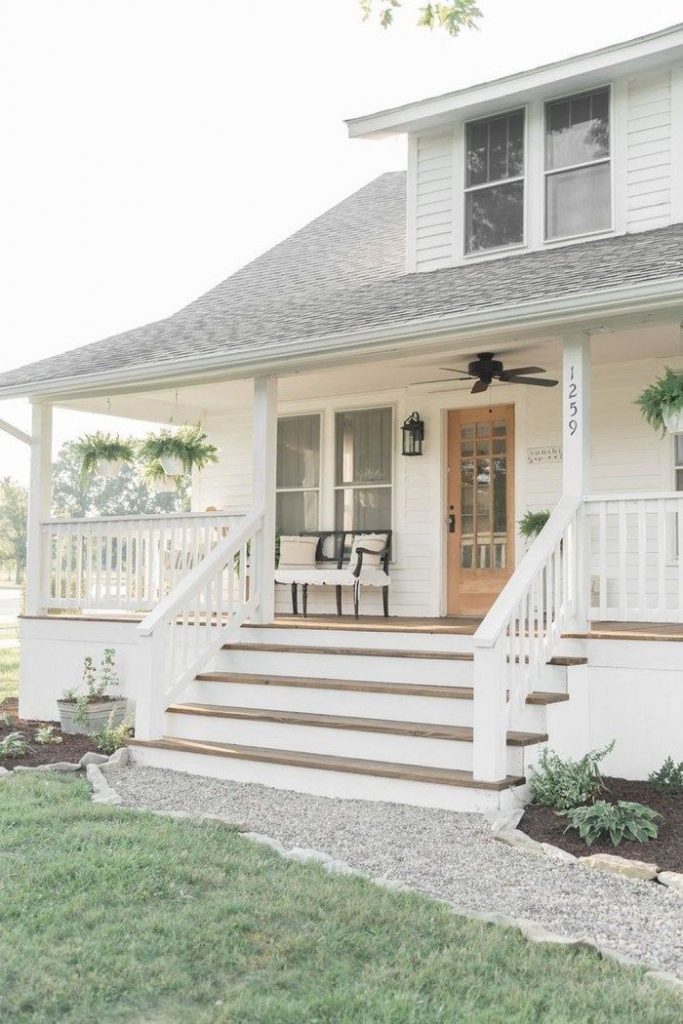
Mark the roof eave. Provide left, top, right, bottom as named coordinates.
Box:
left=6, top=276, right=683, bottom=404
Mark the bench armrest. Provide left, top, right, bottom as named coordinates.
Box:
left=352, top=543, right=391, bottom=578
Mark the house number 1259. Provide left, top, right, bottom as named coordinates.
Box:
left=568, top=366, right=578, bottom=436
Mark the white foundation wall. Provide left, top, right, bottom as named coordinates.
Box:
left=193, top=354, right=682, bottom=618
left=19, top=617, right=142, bottom=722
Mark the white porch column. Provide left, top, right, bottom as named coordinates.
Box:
left=26, top=402, right=53, bottom=616
left=252, top=376, right=278, bottom=623
left=562, top=332, right=591, bottom=632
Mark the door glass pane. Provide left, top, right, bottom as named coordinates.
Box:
left=459, top=417, right=509, bottom=571
left=335, top=487, right=391, bottom=532
left=465, top=180, right=524, bottom=253
left=546, top=88, right=610, bottom=170
left=277, top=416, right=320, bottom=489
left=276, top=492, right=319, bottom=536
left=335, top=408, right=392, bottom=486
left=546, top=162, right=611, bottom=240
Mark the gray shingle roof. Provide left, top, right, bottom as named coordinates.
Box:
left=2, top=170, right=683, bottom=396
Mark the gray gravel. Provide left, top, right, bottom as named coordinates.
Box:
left=108, top=765, right=683, bottom=978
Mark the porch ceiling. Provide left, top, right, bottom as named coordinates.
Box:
left=56, top=321, right=683, bottom=420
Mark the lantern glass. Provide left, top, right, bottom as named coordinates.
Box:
left=401, top=412, right=424, bottom=456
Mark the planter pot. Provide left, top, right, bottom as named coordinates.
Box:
left=159, top=455, right=184, bottom=476
left=57, top=697, right=128, bottom=736
left=663, top=405, right=683, bottom=434
left=151, top=475, right=178, bottom=494
left=96, top=458, right=125, bottom=479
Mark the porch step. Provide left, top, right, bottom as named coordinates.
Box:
left=166, top=702, right=547, bottom=747
left=223, top=642, right=472, bottom=661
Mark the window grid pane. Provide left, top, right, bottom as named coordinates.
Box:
left=545, top=162, right=611, bottom=240
left=276, top=415, right=321, bottom=535
left=334, top=407, right=393, bottom=531
left=465, top=180, right=524, bottom=254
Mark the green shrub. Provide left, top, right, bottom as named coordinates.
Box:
left=529, top=742, right=614, bottom=810
left=518, top=509, right=551, bottom=540
left=33, top=724, right=62, bottom=746
left=563, top=800, right=661, bottom=847
left=648, top=756, right=683, bottom=795
left=0, top=731, right=30, bottom=758
left=94, top=715, right=133, bottom=755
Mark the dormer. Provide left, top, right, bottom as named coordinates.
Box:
left=347, top=24, right=683, bottom=272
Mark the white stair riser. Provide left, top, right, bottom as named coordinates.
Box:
left=164, top=711, right=526, bottom=774
left=129, top=744, right=519, bottom=812
left=186, top=681, right=471, bottom=725
left=240, top=627, right=475, bottom=655
left=215, top=649, right=473, bottom=685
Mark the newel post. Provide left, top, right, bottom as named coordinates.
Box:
left=135, top=628, right=166, bottom=740
left=252, top=376, right=278, bottom=623
left=472, top=638, right=508, bottom=782
left=562, top=332, right=591, bottom=632
left=26, top=402, right=53, bottom=616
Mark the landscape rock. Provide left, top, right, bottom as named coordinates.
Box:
left=579, top=854, right=659, bottom=881
left=657, top=871, right=683, bottom=895
left=242, top=831, right=287, bottom=855
left=104, top=747, right=129, bottom=769
left=646, top=970, right=683, bottom=994
left=541, top=842, right=578, bottom=865
left=14, top=762, right=80, bottom=773
left=86, top=763, right=122, bottom=805
left=516, top=919, right=596, bottom=951
left=284, top=846, right=359, bottom=875
left=0, top=766, right=11, bottom=778
left=485, top=808, right=524, bottom=833
left=494, top=829, right=545, bottom=855
left=79, top=752, right=110, bottom=767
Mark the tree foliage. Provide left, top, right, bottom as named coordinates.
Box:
left=0, top=478, right=28, bottom=583
left=359, top=0, right=481, bottom=34
left=51, top=440, right=190, bottom=519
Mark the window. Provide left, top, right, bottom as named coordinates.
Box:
left=335, top=407, right=393, bottom=531
left=676, top=435, right=683, bottom=493
left=465, top=109, right=525, bottom=254
left=545, top=87, right=611, bottom=240
left=276, top=415, right=321, bottom=534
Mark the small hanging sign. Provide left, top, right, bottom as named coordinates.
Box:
left=527, top=445, right=562, bottom=464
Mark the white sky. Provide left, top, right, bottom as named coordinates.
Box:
left=1, top=0, right=682, bottom=484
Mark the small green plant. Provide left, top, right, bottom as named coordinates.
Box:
left=94, top=714, right=133, bottom=755
left=72, top=432, right=136, bottom=483
left=648, top=756, right=683, bottom=795
left=518, top=509, right=551, bottom=540
left=0, top=731, right=30, bottom=758
left=0, top=709, right=12, bottom=728
left=33, top=724, right=62, bottom=745
left=529, top=741, right=615, bottom=811
left=636, top=367, right=683, bottom=434
left=563, top=800, right=661, bottom=847
left=61, top=649, right=121, bottom=726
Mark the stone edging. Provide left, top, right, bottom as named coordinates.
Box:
left=76, top=770, right=683, bottom=998
left=0, top=746, right=129, bottom=788
left=487, top=808, right=683, bottom=894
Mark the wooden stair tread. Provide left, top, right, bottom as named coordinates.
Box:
left=167, top=702, right=547, bottom=746
left=548, top=656, right=588, bottom=666
left=223, top=642, right=473, bottom=661
left=525, top=690, right=570, bottom=705
left=196, top=672, right=471, bottom=699
left=128, top=736, right=524, bottom=791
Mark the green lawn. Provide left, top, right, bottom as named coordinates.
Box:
left=0, top=643, right=19, bottom=702
left=0, top=777, right=680, bottom=1024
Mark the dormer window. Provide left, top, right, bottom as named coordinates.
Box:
left=545, top=87, right=611, bottom=240
left=465, top=110, right=525, bottom=254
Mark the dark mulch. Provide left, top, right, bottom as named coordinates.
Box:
left=0, top=699, right=96, bottom=770
left=520, top=776, right=683, bottom=873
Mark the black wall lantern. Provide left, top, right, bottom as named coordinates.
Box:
left=401, top=411, right=425, bottom=456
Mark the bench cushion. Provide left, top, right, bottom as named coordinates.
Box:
left=277, top=535, right=318, bottom=569
left=348, top=533, right=387, bottom=568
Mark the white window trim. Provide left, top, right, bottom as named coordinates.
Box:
left=543, top=84, right=615, bottom=244
left=276, top=412, right=323, bottom=532
left=333, top=405, right=395, bottom=533
left=462, top=106, right=528, bottom=258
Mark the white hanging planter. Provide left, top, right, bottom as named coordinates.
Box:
left=159, top=455, right=184, bottom=476
left=151, top=475, right=178, bottom=494
left=96, top=458, right=125, bottom=479
left=663, top=405, right=683, bottom=434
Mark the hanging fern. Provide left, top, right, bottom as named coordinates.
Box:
left=518, top=509, right=551, bottom=540
left=636, top=367, right=683, bottom=435
left=138, top=425, right=219, bottom=474
left=72, top=432, right=136, bottom=483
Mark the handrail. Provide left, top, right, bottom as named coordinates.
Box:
left=474, top=495, right=582, bottom=649
left=584, top=491, right=681, bottom=503
left=42, top=510, right=240, bottom=526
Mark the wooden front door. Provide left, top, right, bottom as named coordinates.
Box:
left=447, top=405, right=515, bottom=617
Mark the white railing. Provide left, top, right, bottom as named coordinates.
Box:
left=472, top=496, right=582, bottom=782
left=135, top=510, right=263, bottom=739
left=41, top=511, right=244, bottom=612
left=584, top=493, right=683, bottom=623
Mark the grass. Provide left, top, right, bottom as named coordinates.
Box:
left=0, top=643, right=19, bottom=702
left=0, top=778, right=681, bottom=1024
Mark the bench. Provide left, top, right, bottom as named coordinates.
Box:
left=274, top=530, right=392, bottom=619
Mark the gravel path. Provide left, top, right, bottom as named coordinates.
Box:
left=108, top=765, right=683, bottom=978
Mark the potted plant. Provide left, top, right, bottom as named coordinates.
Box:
left=519, top=508, right=551, bottom=543
left=143, top=461, right=180, bottom=494
left=73, top=432, right=135, bottom=482
left=637, top=367, right=683, bottom=434
left=57, top=649, right=128, bottom=735
left=139, top=425, right=219, bottom=478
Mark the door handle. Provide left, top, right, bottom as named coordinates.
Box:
left=447, top=511, right=456, bottom=533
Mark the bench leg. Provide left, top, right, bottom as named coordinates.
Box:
left=291, top=583, right=298, bottom=616
left=383, top=585, right=389, bottom=618
left=302, top=583, right=308, bottom=618
left=335, top=585, right=342, bottom=617
left=353, top=580, right=360, bottom=620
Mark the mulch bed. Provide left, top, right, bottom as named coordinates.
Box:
left=0, top=699, right=97, bottom=771
left=520, top=777, right=683, bottom=874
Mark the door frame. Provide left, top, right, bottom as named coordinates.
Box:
left=442, top=402, right=517, bottom=618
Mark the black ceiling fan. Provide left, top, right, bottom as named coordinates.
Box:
left=419, top=352, right=559, bottom=394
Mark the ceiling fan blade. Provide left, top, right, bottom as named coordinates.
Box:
left=414, top=377, right=473, bottom=386
left=505, top=375, right=559, bottom=387
left=439, top=367, right=478, bottom=377
left=499, top=366, right=545, bottom=378
left=471, top=378, right=489, bottom=394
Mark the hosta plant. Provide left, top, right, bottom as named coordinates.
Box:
left=636, top=367, right=683, bottom=434
left=0, top=731, right=30, bottom=758
left=648, top=756, right=683, bottom=795
left=33, top=724, right=62, bottom=745
left=529, top=741, right=615, bottom=811
left=563, top=800, right=661, bottom=847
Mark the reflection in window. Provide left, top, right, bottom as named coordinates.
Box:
left=460, top=419, right=508, bottom=570
left=276, top=415, right=321, bottom=535
left=465, top=110, right=525, bottom=254
left=335, top=407, right=393, bottom=531
left=545, top=88, right=611, bottom=240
